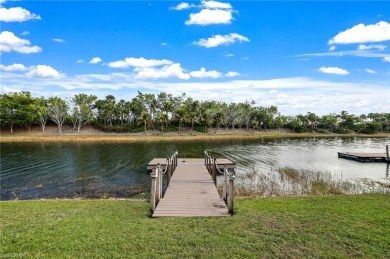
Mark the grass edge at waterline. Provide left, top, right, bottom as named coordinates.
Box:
left=1, top=132, right=390, bottom=143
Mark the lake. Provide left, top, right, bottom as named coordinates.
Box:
left=1, top=137, right=388, bottom=200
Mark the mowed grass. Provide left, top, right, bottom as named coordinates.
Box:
left=1, top=194, right=389, bottom=258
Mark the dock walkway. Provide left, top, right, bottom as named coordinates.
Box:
left=148, top=152, right=235, bottom=217
left=153, top=160, right=229, bottom=217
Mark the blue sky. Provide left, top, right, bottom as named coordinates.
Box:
left=1, top=0, right=389, bottom=115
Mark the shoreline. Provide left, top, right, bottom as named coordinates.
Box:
left=1, top=131, right=389, bottom=143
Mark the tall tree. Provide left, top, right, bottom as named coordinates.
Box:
left=116, top=99, right=127, bottom=126
left=139, top=111, right=151, bottom=134
left=0, top=93, right=18, bottom=133
left=321, top=114, right=337, bottom=132
left=175, top=107, right=188, bottom=134
left=274, top=114, right=287, bottom=131
left=34, top=97, right=49, bottom=133
left=157, top=92, right=174, bottom=118
left=157, top=112, right=168, bottom=134
left=48, top=97, right=68, bottom=133
left=71, top=93, right=97, bottom=132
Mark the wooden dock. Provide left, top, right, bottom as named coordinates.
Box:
left=338, top=152, right=390, bottom=163
left=338, top=145, right=390, bottom=163
left=148, top=152, right=235, bottom=217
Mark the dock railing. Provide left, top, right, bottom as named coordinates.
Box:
left=150, top=151, right=178, bottom=216
left=204, top=151, right=235, bottom=214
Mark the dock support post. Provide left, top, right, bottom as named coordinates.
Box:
left=150, top=167, right=158, bottom=216
left=167, top=157, right=171, bottom=186
left=223, top=165, right=227, bottom=202
left=174, top=151, right=178, bottom=170
left=227, top=173, right=235, bottom=215
left=155, top=164, right=162, bottom=202
left=204, top=151, right=207, bottom=170
left=386, top=145, right=389, bottom=161
left=212, top=158, right=217, bottom=186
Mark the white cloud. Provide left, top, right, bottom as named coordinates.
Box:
left=134, top=63, right=190, bottom=80
left=171, top=2, right=197, bottom=10
left=161, top=42, right=167, bottom=46
left=383, top=56, right=390, bottom=62
left=21, top=31, right=29, bottom=36
left=225, top=53, right=234, bottom=57
left=189, top=67, right=222, bottom=78
left=329, top=46, right=336, bottom=51
left=329, top=21, right=390, bottom=44
left=297, top=50, right=389, bottom=58
left=89, top=57, right=102, bottom=64
left=0, top=31, right=41, bottom=54
left=193, top=33, right=249, bottom=48
left=357, top=44, right=386, bottom=50
left=0, top=63, right=27, bottom=72
left=107, top=57, right=173, bottom=68
left=75, top=74, right=112, bottom=82
left=225, top=71, right=240, bottom=77
left=53, top=38, right=64, bottom=43
left=318, top=66, right=349, bottom=75
left=76, top=59, right=84, bottom=64
left=0, top=6, right=41, bottom=22
left=186, top=9, right=233, bottom=25
left=201, top=1, right=232, bottom=9
left=26, top=65, right=64, bottom=78
left=365, top=69, right=377, bottom=74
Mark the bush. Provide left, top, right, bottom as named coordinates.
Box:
left=360, top=122, right=381, bottom=134
left=163, top=125, right=179, bottom=132
left=334, top=128, right=352, bottom=134
left=93, top=122, right=144, bottom=133
left=194, top=125, right=208, bottom=133
left=293, top=125, right=307, bottom=133
left=130, top=126, right=145, bottom=133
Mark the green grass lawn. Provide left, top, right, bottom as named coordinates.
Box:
left=1, top=194, right=389, bottom=258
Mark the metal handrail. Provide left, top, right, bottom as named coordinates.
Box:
left=204, top=150, right=235, bottom=215
left=150, top=150, right=178, bottom=217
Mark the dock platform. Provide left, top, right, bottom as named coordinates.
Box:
left=338, top=152, right=390, bottom=163
left=147, top=158, right=235, bottom=171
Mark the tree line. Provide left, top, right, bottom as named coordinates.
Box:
left=1, top=91, right=389, bottom=134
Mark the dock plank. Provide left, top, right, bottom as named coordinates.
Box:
left=152, top=162, right=229, bottom=217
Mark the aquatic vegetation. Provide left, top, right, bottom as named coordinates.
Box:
left=233, top=167, right=389, bottom=197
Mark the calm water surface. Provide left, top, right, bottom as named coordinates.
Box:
left=1, top=137, right=388, bottom=200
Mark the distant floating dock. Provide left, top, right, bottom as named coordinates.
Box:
left=338, top=145, right=390, bottom=163
left=338, top=152, right=389, bottom=163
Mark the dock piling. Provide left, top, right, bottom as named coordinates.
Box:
left=212, top=158, right=217, bottom=186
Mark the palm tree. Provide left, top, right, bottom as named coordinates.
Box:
left=157, top=112, right=168, bottom=134
left=175, top=107, right=188, bottom=134
left=202, top=110, right=214, bottom=134
left=213, top=110, right=224, bottom=132
left=188, top=111, right=199, bottom=134
left=138, top=111, right=151, bottom=134
left=116, top=99, right=127, bottom=126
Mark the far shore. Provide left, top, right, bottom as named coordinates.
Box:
left=1, top=126, right=389, bottom=143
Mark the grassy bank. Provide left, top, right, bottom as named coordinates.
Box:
left=1, top=194, right=389, bottom=258
left=1, top=132, right=389, bottom=143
